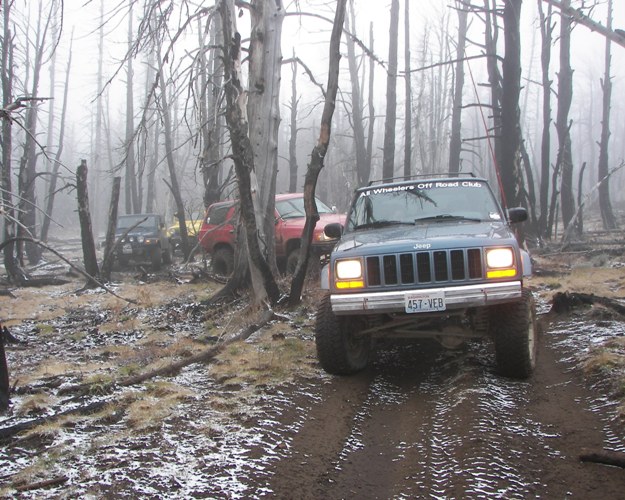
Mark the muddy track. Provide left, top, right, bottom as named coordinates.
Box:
left=264, top=334, right=624, bottom=499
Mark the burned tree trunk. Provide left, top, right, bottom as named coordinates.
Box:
left=381, top=0, right=399, bottom=180
left=288, top=54, right=299, bottom=193
left=500, top=0, right=524, bottom=210
left=289, top=0, right=347, bottom=306
left=403, top=0, right=412, bottom=179
left=538, top=0, right=554, bottom=238
left=1, top=5, right=28, bottom=285
left=597, top=0, right=617, bottom=230
left=346, top=3, right=369, bottom=186
left=448, top=1, right=468, bottom=176
left=0, top=329, right=9, bottom=412
left=556, top=0, right=576, bottom=234
left=41, top=36, right=72, bottom=243
left=76, top=160, right=100, bottom=281
left=100, top=176, right=122, bottom=281
left=220, top=0, right=279, bottom=305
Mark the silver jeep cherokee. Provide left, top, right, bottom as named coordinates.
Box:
left=315, top=175, right=536, bottom=378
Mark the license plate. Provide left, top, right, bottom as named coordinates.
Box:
left=122, top=244, right=133, bottom=254
left=405, top=291, right=446, bottom=313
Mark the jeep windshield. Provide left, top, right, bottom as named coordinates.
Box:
left=116, top=215, right=158, bottom=231
left=276, top=197, right=334, bottom=219
left=347, top=180, right=503, bottom=231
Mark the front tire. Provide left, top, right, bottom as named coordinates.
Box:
left=490, top=289, right=537, bottom=379
left=315, top=293, right=370, bottom=375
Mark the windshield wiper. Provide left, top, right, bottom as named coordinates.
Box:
left=353, top=220, right=413, bottom=231
left=414, top=214, right=482, bottom=223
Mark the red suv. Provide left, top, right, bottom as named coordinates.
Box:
left=198, top=193, right=346, bottom=275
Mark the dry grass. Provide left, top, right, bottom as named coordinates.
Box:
left=212, top=323, right=317, bottom=387
left=531, top=254, right=625, bottom=300
left=126, top=381, right=195, bottom=430
left=582, top=337, right=625, bottom=420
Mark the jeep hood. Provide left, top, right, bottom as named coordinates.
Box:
left=334, top=221, right=517, bottom=255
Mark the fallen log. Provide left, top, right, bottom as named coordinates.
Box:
left=15, top=475, right=69, bottom=492
left=0, top=399, right=110, bottom=442
left=551, top=291, right=625, bottom=316
left=580, top=448, right=625, bottom=468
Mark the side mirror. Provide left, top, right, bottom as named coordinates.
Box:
left=324, top=222, right=343, bottom=239
left=507, top=207, right=528, bottom=223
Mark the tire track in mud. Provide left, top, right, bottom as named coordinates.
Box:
left=268, top=334, right=624, bottom=499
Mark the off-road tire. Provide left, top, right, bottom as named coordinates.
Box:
left=150, top=247, right=163, bottom=270
left=212, top=247, right=234, bottom=276
left=315, top=293, right=370, bottom=375
left=490, top=289, right=537, bottom=379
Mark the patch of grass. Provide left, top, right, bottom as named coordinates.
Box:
left=34, top=323, right=55, bottom=335
left=213, top=327, right=316, bottom=386
left=582, top=338, right=625, bottom=416
left=126, top=383, right=193, bottom=431
left=117, top=362, right=141, bottom=378
left=83, top=373, right=114, bottom=395
left=16, top=393, right=56, bottom=417
left=69, top=330, right=87, bottom=342
left=9, top=445, right=65, bottom=485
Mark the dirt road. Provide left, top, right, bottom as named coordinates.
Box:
left=263, top=328, right=624, bottom=499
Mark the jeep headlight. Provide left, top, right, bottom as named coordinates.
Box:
left=485, top=247, right=517, bottom=278
left=334, top=258, right=364, bottom=289
left=137, top=235, right=145, bottom=243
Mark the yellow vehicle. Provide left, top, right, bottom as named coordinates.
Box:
left=167, top=219, right=203, bottom=253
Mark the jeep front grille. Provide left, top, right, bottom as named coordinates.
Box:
left=365, top=248, right=483, bottom=287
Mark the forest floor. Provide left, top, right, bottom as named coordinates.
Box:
left=0, top=232, right=624, bottom=498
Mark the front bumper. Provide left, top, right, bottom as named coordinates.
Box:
left=331, top=281, right=522, bottom=314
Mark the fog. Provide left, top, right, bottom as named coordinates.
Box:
left=7, top=0, right=625, bottom=239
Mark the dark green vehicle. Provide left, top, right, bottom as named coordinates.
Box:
left=315, top=175, right=536, bottom=378
left=114, top=214, right=173, bottom=270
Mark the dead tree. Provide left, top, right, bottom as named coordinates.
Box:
left=537, top=0, right=554, bottom=238
left=555, top=0, right=576, bottom=234
left=287, top=53, right=300, bottom=193
left=289, top=0, right=347, bottom=306
left=18, top=1, right=55, bottom=265
left=41, top=34, right=72, bottom=243
left=381, top=0, right=399, bottom=180
left=219, top=0, right=280, bottom=305
left=1, top=4, right=28, bottom=285
left=124, top=0, right=139, bottom=214
left=0, top=327, right=9, bottom=412
left=448, top=1, right=468, bottom=176
left=403, top=0, right=412, bottom=180
left=500, top=0, right=524, bottom=210
left=247, top=0, right=285, bottom=274
left=100, top=177, right=122, bottom=281
left=346, top=1, right=370, bottom=186
left=155, top=33, right=191, bottom=261
left=597, top=0, right=617, bottom=230
left=76, top=160, right=100, bottom=281
left=199, top=15, right=224, bottom=208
